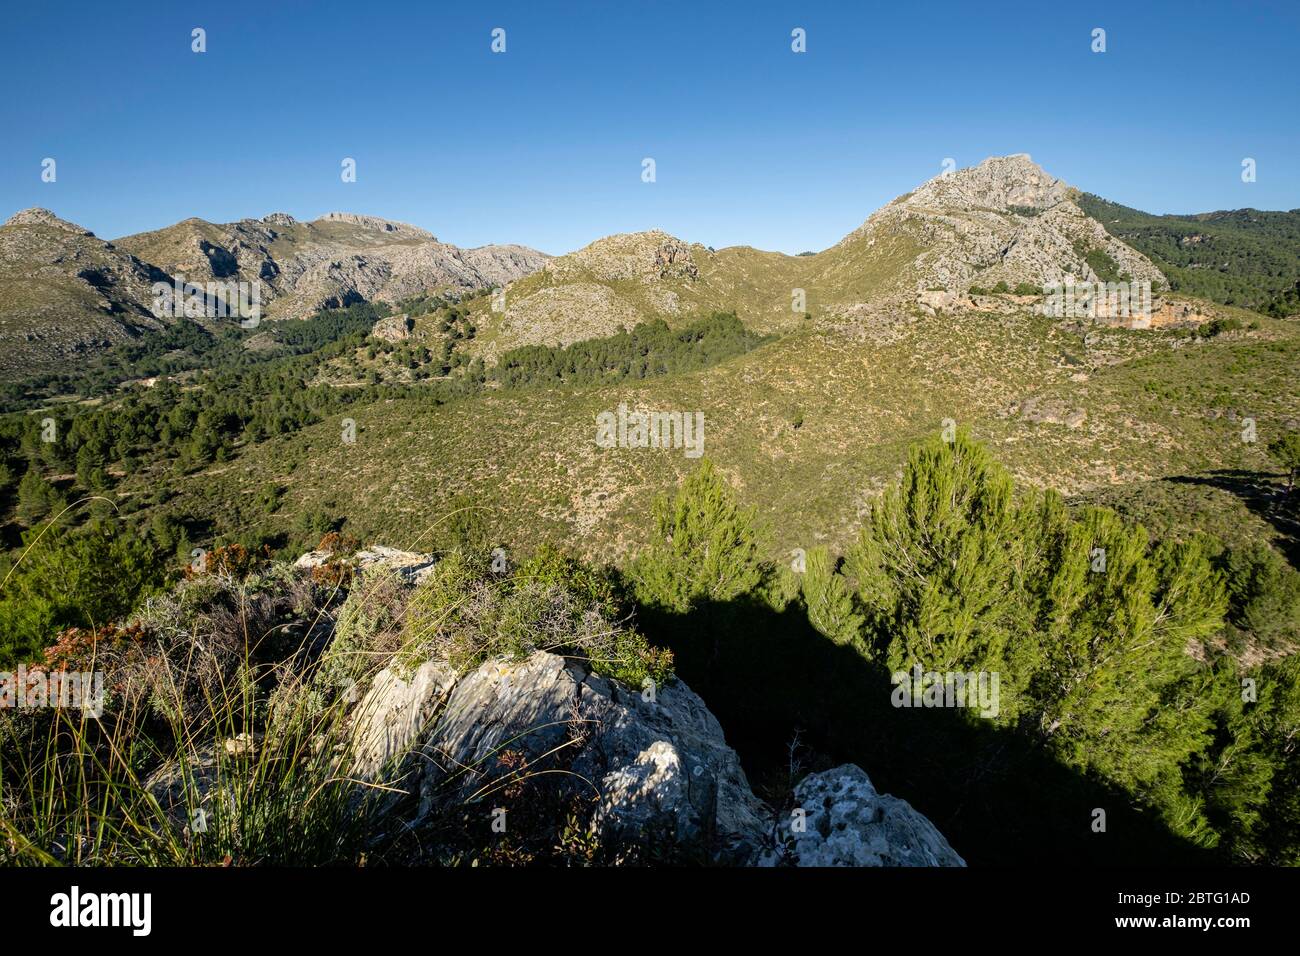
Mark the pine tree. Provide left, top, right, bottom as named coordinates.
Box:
left=800, top=546, right=864, bottom=648
left=1268, top=431, right=1300, bottom=494
left=1222, top=543, right=1300, bottom=650
left=844, top=428, right=1230, bottom=791
left=16, top=467, right=60, bottom=525
left=845, top=428, right=1025, bottom=676
left=631, top=459, right=768, bottom=613
left=1033, top=511, right=1226, bottom=792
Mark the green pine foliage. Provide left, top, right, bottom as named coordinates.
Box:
left=837, top=429, right=1253, bottom=844
left=846, top=430, right=1028, bottom=679
left=616, top=429, right=1298, bottom=862
left=1221, top=543, right=1300, bottom=652
left=490, top=313, right=769, bottom=390
left=1268, top=431, right=1300, bottom=491
left=0, top=521, right=165, bottom=663
left=798, top=546, right=863, bottom=648
left=1078, top=193, right=1300, bottom=315
left=630, top=459, right=769, bottom=613
left=16, top=468, right=64, bottom=525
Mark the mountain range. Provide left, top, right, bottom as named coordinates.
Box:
left=0, top=206, right=550, bottom=376
left=455, top=154, right=1183, bottom=361
left=0, top=154, right=1295, bottom=568
left=2, top=154, right=1298, bottom=870
left=7, top=154, right=1297, bottom=380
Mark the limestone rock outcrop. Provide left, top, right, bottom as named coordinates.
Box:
left=760, top=764, right=965, bottom=866
left=350, top=648, right=965, bottom=866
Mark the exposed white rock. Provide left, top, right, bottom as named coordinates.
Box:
left=841, top=154, right=1167, bottom=299
left=761, top=764, right=965, bottom=867
left=112, top=211, right=550, bottom=321
left=316, top=211, right=435, bottom=238
left=294, top=543, right=436, bottom=582
left=371, top=312, right=413, bottom=342
left=349, top=649, right=963, bottom=865
left=352, top=660, right=457, bottom=780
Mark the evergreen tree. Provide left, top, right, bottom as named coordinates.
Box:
left=0, top=522, right=163, bottom=662
left=799, top=546, right=864, bottom=648
left=1222, top=543, right=1300, bottom=650
left=16, top=467, right=61, bottom=525
left=631, top=459, right=768, bottom=613
left=845, top=429, right=1026, bottom=677
left=844, top=428, right=1230, bottom=805
left=1268, top=431, right=1300, bottom=494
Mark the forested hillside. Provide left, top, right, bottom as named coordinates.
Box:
left=1079, top=193, right=1300, bottom=316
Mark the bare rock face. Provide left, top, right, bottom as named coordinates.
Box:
left=3, top=207, right=95, bottom=235
left=840, top=155, right=1166, bottom=299
left=350, top=648, right=963, bottom=865
left=316, top=212, right=435, bottom=239
left=0, top=205, right=550, bottom=375
left=1015, top=395, right=1088, bottom=429
left=0, top=207, right=168, bottom=375
left=916, top=289, right=963, bottom=314
left=548, top=230, right=699, bottom=284
left=352, top=660, right=457, bottom=780
left=114, top=211, right=550, bottom=321
left=348, top=650, right=769, bottom=859
left=371, top=312, right=413, bottom=342
left=761, top=764, right=965, bottom=867
left=414, top=652, right=768, bottom=860
left=294, top=543, right=436, bottom=582
left=912, top=153, right=1070, bottom=210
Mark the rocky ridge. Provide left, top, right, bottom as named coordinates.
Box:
left=843, top=154, right=1167, bottom=302
left=466, top=155, right=1175, bottom=355
left=0, top=206, right=551, bottom=375
left=0, top=208, right=168, bottom=375
left=114, top=211, right=551, bottom=320
left=351, top=647, right=965, bottom=866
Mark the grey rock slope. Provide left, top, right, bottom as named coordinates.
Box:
left=761, top=764, right=965, bottom=866
left=351, top=647, right=965, bottom=866
left=114, top=211, right=551, bottom=320
left=0, top=208, right=168, bottom=375
left=840, top=153, right=1166, bottom=297
left=0, top=206, right=550, bottom=377
left=462, top=154, right=1174, bottom=358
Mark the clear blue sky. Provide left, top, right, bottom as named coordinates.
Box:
left=2, top=0, right=1297, bottom=255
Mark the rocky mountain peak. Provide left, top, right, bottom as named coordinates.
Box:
left=3, top=207, right=94, bottom=236
left=834, top=153, right=1165, bottom=300
left=554, top=229, right=700, bottom=284
left=900, top=153, right=1070, bottom=213
left=315, top=211, right=435, bottom=240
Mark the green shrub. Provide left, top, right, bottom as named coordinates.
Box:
left=1221, top=543, right=1300, bottom=651
left=0, top=522, right=164, bottom=666
left=798, top=546, right=863, bottom=648
left=400, top=548, right=672, bottom=689
left=1197, top=317, right=1244, bottom=339
left=491, top=313, right=768, bottom=390
left=844, top=428, right=1229, bottom=825
left=630, top=459, right=769, bottom=614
